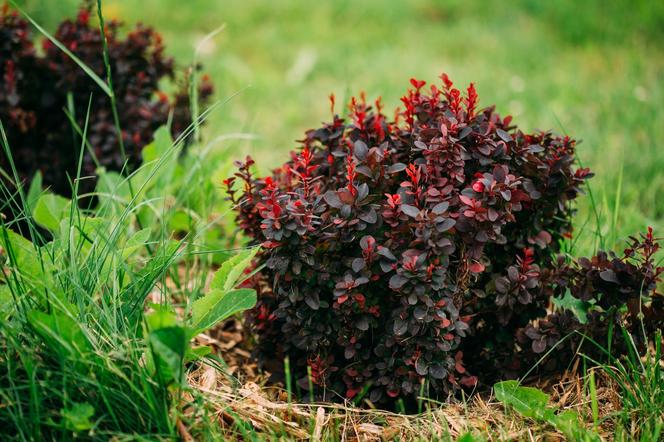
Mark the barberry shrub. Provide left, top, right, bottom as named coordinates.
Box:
left=513, top=228, right=663, bottom=376
left=0, top=4, right=213, bottom=207
left=228, top=74, right=660, bottom=407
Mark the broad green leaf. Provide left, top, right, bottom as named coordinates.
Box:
left=210, top=247, right=259, bottom=292
left=58, top=216, right=109, bottom=259
left=131, top=127, right=176, bottom=199
left=552, top=290, right=590, bottom=324
left=494, top=380, right=552, bottom=420
left=56, top=215, right=118, bottom=285
left=494, top=381, right=600, bottom=440
left=142, top=126, right=173, bottom=162
left=61, top=402, right=95, bottom=432
left=0, top=284, right=14, bottom=319
left=185, top=345, right=212, bottom=363
left=95, top=169, right=132, bottom=211
left=122, top=228, right=151, bottom=258
left=26, top=171, right=43, bottom=209
left=33, top=193, right=71, bottom=231
left=191, top=288, right=256, bottom=332
left=0, top=229, right=57, bottom=302
left=0, top=227, right=44, bottom=281
left=149, top=326, right=188, bottom=385
left=553, top=410, right=600, bottom=441
left=145, top=304, right=178, bottom=331
left=28, top=308, right=91, bottom=357
left=169, top=211, right=192, bottom=233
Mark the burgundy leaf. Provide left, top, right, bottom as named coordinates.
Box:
left=401, top=204, right=420, bottom=218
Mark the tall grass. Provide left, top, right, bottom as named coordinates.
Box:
left=0, top=116, right=254, bottom=439
left=0, top=130, right=171, bottom=439
left=0, top=10, right=249, bottom=431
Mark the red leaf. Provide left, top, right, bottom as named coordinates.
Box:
left=410, top=78, right=426, bottom=90
left=387, top=388, right=400, bottom=398
left=469, top=262, right=485, bottom=273
left=460, top=376, right=478, bottom=388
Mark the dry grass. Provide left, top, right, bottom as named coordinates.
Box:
left=182, top=319, right=624, bottom=441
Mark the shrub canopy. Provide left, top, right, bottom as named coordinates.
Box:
left=224, top=74, right=660, bottom=407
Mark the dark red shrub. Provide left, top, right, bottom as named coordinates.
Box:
left=512, top=228, right=663, bottom=376
left=0, top=4, right=213, bottom=208
left=227, top=73, right=606, bottom=407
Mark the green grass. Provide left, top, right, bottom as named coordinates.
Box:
left=595, top=330, right=664, bottom=440
left=19, top=0, right=664, bottom=256
left=0, top=125, right=186, bottom=437
left=0, top=106, right=256, bottom=439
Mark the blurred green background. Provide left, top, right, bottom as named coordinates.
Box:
left=19, top=0, right=664, bottom=253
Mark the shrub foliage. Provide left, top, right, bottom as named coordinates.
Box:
left=514, top=228, right=662, bottom=373
left=228, top=74, right=662, bottom=407
left=0, top=4, right=213, bottom=203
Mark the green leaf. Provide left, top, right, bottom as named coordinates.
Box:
left=145, top=304, right=178, bottom=331
left=0, top=284, right=14, bottom=319
left=95, top=169, right=132, bottom=210
left=191, top=288, right=256, bottom=332
left=57, top=216, right=109, bottom=260
left=210, top=247, right=259, bottom=293
left=26, top=171, right=43, bottom=209
left=169, top=211, right=192, bottom=233
left=458, top=433, right=486, bottom=442
left=0, top=227, right=44, bottom=282
left=551, top=410, right=601, bottom=441
left=552, top=289, right=590, bottom=324
left=142, top=126, right=173, bottom=162
left=494, top=380, right=552, bottom=420
left=495, top=381, right=601, bottom=441
left=60, top=402, right=95, bottom=432
left=122, top=228, right=151, bottom=258
left=554, top=410, right=588, bottom=440
left=28, top=308, right=91, bottom=357
left=149, top=326, right=188, bottom=385
left=0, top=229, right=57, bottom=304
left=131, top=126, right=176, bottom=199
left=33, top=193, right=71, bottom=231
left=185, top=345, right=212, bottom=363
left=122, top=240, right=182, bottom=322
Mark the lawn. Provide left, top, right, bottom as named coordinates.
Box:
left=2, top=0, right=663, bottom=440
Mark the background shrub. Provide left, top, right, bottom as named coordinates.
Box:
left=0, top=4, right=213, bottom=211
left=227, top=74, right=607, bottom=406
